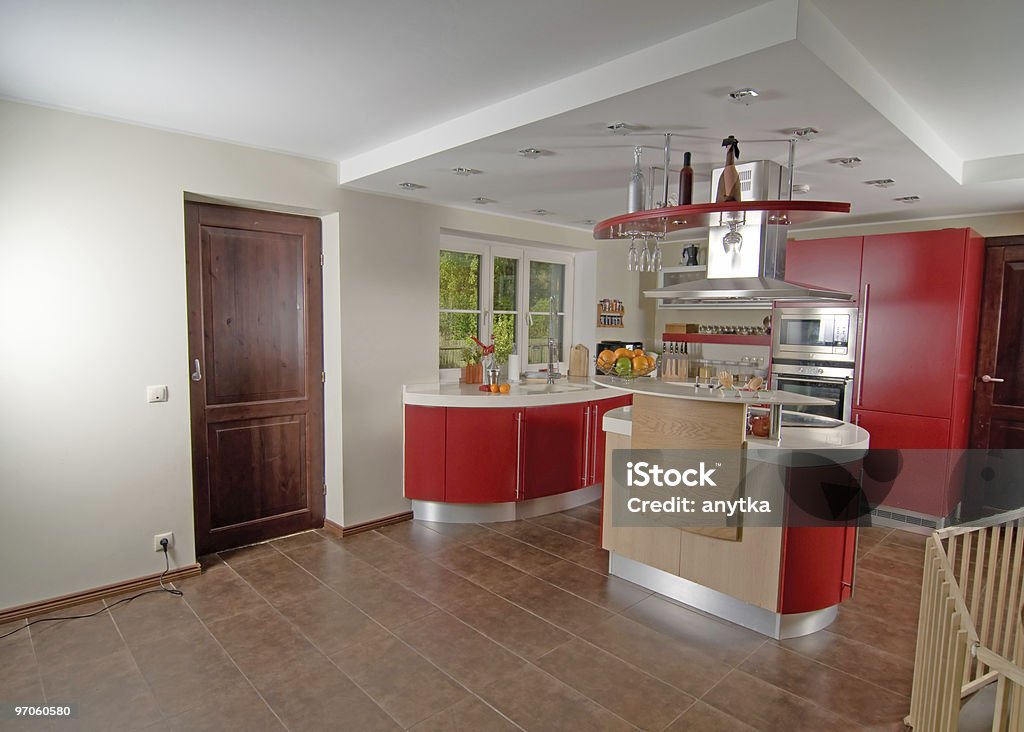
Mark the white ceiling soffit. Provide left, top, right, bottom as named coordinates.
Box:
left=339, top=0, right=1024, bottom=188
left=336, top=0, right=803, bottom=183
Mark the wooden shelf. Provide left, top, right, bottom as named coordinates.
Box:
left=663, top=333, right=770, bottom=346
left=593, top=200, right=851, bottom=240
left=598, top=305, right=624, bottom=328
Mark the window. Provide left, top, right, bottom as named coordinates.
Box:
left=438, top=238, right=573, bottom=375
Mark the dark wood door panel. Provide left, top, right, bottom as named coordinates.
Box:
left=202, top=227, right=306, bottom=404
left=207, top=416, right=308, bottom=530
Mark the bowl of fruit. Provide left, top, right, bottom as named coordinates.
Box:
left=596, top=347, right=657, bottom=380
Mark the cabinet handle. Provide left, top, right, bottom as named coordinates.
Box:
left=582, top=405, right=591, bottom=486
left=591, top=404, right=601, bottom=485
left=514, top=411, right=523, bottom=500
left=980, top=374, right=1005, bottom=383
left=855, top=283, right=869, bottom=406
left=191, top=358, right=202, bottom=382
left=854, top=413, right=860, bottom=426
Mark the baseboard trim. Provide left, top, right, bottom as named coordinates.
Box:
left=323, top=511, right=413, bottom=538
left=0, top=563, right=202, bottom=625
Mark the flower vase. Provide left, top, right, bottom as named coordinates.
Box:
left=461, top=362, right=484, bottom=384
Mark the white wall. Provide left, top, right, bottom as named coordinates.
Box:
left=0, top=100, right=597, bottom=608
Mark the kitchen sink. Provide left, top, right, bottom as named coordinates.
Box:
left=516, top=383, right=589, bottom=394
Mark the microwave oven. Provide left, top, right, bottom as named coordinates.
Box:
left=771, top=306, right=858, bottom=363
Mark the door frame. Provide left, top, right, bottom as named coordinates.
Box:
left=184, top=201, right=326, bottom=554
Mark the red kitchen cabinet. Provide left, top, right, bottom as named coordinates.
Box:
left=444, top=407, right=523, bottom=503
left=522, top=403, right=587, bottom=500
left=856, top=230, right=983, bottom=419
left=404, top=406, right=446, bottom=501
left=785, top=236, right=864, bottom=301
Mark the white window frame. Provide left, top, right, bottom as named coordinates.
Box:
left=439, top=237, right=574, bottom=381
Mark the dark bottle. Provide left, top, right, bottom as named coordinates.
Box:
left=678, top=151, right=693, bottom=206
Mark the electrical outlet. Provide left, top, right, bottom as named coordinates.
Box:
left=153, top=532, right=174, bottom=552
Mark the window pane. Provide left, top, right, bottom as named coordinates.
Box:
left=527, top=314, right=564, bottom=365
left=529, top=261, right=565, bottom=312
left=493, top=256, right=518, bottom=312
left=439, top=312, right=478, bottom=368
left=493, top=313, right=516, bottom=365
left=439, top=251, right=480, bottom=310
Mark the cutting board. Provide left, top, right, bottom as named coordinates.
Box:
left=568, top=344, right=590, bottom=377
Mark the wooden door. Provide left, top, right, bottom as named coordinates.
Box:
left=185, top=202, right=324, bottom=554
left=968, top=240, right=1024, bottom=513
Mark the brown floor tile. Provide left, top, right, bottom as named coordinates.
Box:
left=378, top=556, right=495, bottom=611
left=0, top=630, right=42, bottom=695
left=478, top=664, right=633, bottom=731
left=856, top=526, right=892, bottom=553
left=448, top=592, right=571, bottom=661
left=105, top=591, right=201, bottom=647
left=178, top=568, right=270, bottom=625
left=228, top=551, right=326, bottom=606
left=827, top=605, right=920, bottom=660
left=282, top=540, right=383, bottom=591
left=432, top=546, right=530, bottom=592
left=335, top=530, right=422, bottom=572
left=527, top=512, right=601, bottom=544
left=563, top=545, right=611, bottom=575
left=164, top=680, right=284, bottom=732
left=536, top=638, right=694, bottom=730
left=395, top=612, right=527, bottom=693
left=666, top=701, right=756, bottom=731
left=496, top=575, right=614, bottom=635
left=580, top=614, right=732, bottom=697
left=374, top=521, right=462, bottom=556
left=560, top=502, right=603, bottom=526
left=490, top=521, right=597, bottom=561
left=703, top=669, right=862, bottom=732
left=857, top=552, right=925, bottom=586
left=843, top=569, right=922, bottom=627
left=864, top=540, right=926, bottom=569
left=327, top=569, right=438, bottom=630
left=218, top=542, right=280, bottom=567
left=275, top=585, right=390, bottom=657
left=533, top=560, right=649, bottom=612
left=269, top=530, right=326, bottom=553
left=622, top=595, right=766, bottom=666
left=333, top=633, right=468, bottom=728
left=29, top=602, right=125, bottom=672
left=777, top=629, right=916, bottom=697
left=740, top=643, right=910, bottom=727
left=257, top=652, right=399, bottom=731
left=880, top=528, right=929, bottom=550
left=410, top=696, right=518, bottom=731
left=128, top=627, right=246, bottom=717
left=414, top=520, right=495, bottom=543
left=465, top=532, right=564, bottom=574
left=41, top=648, right=163, bottom=732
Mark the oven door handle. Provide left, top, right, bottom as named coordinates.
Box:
left=774, top=375, right=852, bottom=385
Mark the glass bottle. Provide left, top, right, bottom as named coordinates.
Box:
left=627, top=146, right=645, bottom=214
left=678, top=151, right=693, bottom=206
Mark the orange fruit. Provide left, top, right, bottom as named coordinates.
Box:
left=646, top=355, right=656, bottom=369
left=499, top=383, right=510, bottom=394
left=489, top=384, right=499, bottom=393
left=613, top=347, right=633, bottom=360
left=598, top=349, right=615, bottom=364
left=634, top=347, right=645, bottom=356
left=632, top=355, right=648, bottom=372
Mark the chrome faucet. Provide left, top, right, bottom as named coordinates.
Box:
left=546, top=336, right=560, bottom=384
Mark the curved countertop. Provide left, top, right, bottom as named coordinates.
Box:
left=404, top=377, right=624, bottom=408
left=592, top=375, right=835, bottom=407
left=603, top=406, right=870, bottom=450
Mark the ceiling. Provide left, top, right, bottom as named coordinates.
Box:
left=3, top=0, right=1022, bottom=234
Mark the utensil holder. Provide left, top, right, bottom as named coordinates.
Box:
left=461, top=363, right=484, bottom=384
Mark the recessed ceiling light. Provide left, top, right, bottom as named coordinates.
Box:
left=790, top=127, right=820, bottom=140
left=864, top=178, right=896, bottom=188
left=830, top=157, right=863, bottom=168
left=398, top=182, right=425, bottom=190
left=791, top=183, right=811, bottom=194
left=471, top=196, right=495, bottom=204
left=451, top=167, right=482, bottom=176
left=894, top=195, right=921, bottom=203
left=518, top=147, right=550, bottom=159
left=529, top=209, right=552, bottom=216
left=728, top=88, right=760, bottom=104
left=577, top=219, right=596, bottom=226
left=606, top=122, right=637, bottom=135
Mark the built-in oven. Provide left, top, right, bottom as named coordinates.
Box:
left=770, top=361, right=855, bottom=422
left=772, top=306, right=858, bottom=362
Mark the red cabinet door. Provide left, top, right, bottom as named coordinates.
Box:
left=856, top=230, right=967, bottom=418
left=404, top=405, right=446, bottom=501
left=445, top=407, right=522, bottom=503
left=853, top=408, right=957, bottom=517
left=591, top=395, right=633, bottom=486
left=785, top=236, right=864, bottom=301
left=522, top=403, right=586, bottom=500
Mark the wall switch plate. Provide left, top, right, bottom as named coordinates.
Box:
left=147, top=385, right=168, bottom=403
left=153, top=532, right=174, bottom=552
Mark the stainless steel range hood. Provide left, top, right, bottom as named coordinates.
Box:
left=645, top=160, right=852, bottom=306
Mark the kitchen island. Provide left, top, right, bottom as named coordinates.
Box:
left=594, top=376, right=869, bottom=639
left=403, top=379, right=630, bottom=523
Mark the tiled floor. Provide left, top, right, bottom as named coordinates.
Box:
left=0, top=505, right=926, bottom=731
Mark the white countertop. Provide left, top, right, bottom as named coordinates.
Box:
left=591, top=375, right=835, bottom=407
left=404, top=377, right=624, bottom=407
left=603, top=406, right=870, bottom=450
